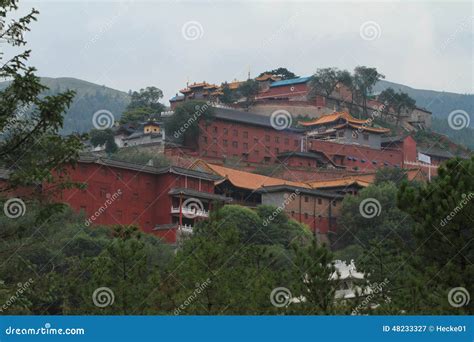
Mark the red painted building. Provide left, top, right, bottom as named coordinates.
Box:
left=198, top=107, right=305, bottom=164
left=58, top=156, right=230, bottom=244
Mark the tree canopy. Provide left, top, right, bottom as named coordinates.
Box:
left=120, top=86, right=165, bottom=124
left=0, top=1, right=82, bottom=192
left=258, top=67, right=297, bottom=80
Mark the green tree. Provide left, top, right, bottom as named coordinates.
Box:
left=0, top=0, right=82, bottom=192
left=89, top=128, right=118, bottom=154
left=258, top=67, right=297, bottom=80
left=237, top=79, right=259, bottom=109
left=337, top=182, right=415, bottom=249
left=353, top=66, right=385, bottom=116
left=309, top=68, right=346, bottom=99
left=374, top=167, right=408, bottom=187
left=120, top=86, right=165, bottom=124
left=163, top=100, right=214, bottom=146
left=378, top=88, right=416, bottom=126
left=218, top=83, right=236, bottom=105
left=398, top=157, right=473, bottom=314
left=290, top=239, right=336, bottom=314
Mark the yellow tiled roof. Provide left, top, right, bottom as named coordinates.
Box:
left=299, top=112, right=368, bottom=126
left=190, top=160, right=310, bottom=190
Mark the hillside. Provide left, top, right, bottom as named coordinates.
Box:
left=1, top=77, right=471, bottom=147
left=0, top=77, right=130, bottom=134
left=375, top=80, right=473, bottom=122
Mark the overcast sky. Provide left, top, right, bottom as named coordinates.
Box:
left=20, top=0, right=474, bottom=102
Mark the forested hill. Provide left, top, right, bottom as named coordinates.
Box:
left=375, top=80, right=474, bottom=149
left=375, top=80, right=473, bottom=125
left=0, top=77, right=130, bottom=134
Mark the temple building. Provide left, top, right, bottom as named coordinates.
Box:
left=300, top=111, right=390, bottom=149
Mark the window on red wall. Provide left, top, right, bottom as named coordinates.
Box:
left=243, top=131, right=248, bottom=138
left=233, top=129, right=238, bottom=137
left=275, top=136, right=279, bottom=143
left=232, top=141, right=238, bottom=148
left=265, top=135, right=270, bottom=142
left=132, top=213, right=139, bottom=222
left=213, top=126, right=218, bottom=133
left=294, top=139, right=299, bottom=147
left=223, top=139, right=228, bottom=146
left=243, top=143, right=248, bottom=149
left=100, top=188, right=107, bottom=198
left=254, top=137, right=258, bottom=143
left=223, top=128, right=228, bottom=135
left=318, top=198, right=322, bottom=205
left=284, top=138, right=289, bottom=145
